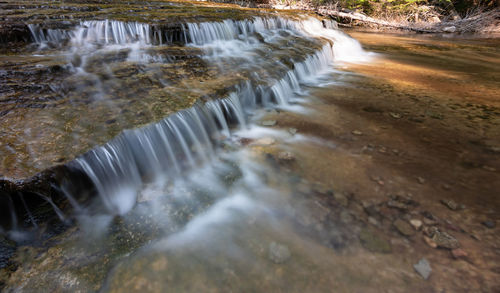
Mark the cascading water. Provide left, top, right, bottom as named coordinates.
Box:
left=0, top=5, right=383, bottom=291
left=65, top=16, right=369, bottom=218
left=10, top=15, right=371, bottom=232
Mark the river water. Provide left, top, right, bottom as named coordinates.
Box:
left=1, top=2, right=500, bottom=292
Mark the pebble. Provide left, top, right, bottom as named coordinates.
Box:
left=262, top=120, right=277, bottom=127
left=440, top=199, right=464, bottom=211
left=387, top=200, right=409, bottom=211
left=414, top=258, right=432, bottom=280
left=288, top=127, right=297, bottom=135
left=451, top=248, right=468, bottom=259
left=431, top=230, right=460, bottom=249
left=482, top=221, right=495, bottom=229
left=394, top=219, right=415, bottom=237
left=423, top=236, right=438, bottom=248
left=352, top=130, right=363, bottom=136
left=410, top=219, right=423, bottom=230
left=268, top=242, right=291, bottom=264
left=417, top=177, right=426, bottom=184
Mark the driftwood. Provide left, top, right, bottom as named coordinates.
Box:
left=315, top=8, right=439, bottom=33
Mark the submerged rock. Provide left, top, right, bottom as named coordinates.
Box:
left=440, top=199, right=464, bottom=211
left=359, top=228, right=392, bottom=253
left=394, top=219, right=415, bottom=237
left=451, top=248, right=468, bottom=259
left=409, top=219, right=423, bottom=230
left=423, top=236, right=438, bottom=248
left=414, top=258, right=432, bottom=280
left=431, top=230, right=460, bottom=249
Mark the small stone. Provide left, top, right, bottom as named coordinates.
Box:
left=432, top=230, right=460, bottom=249
left=451, top=248, right=468, bottom=259
left=417, top=177, right=426, bottom=184
left=414, top=258, right=432, bottom=280
left=262, top=120, right=277, bottom=127
left=442, top=184, right=451, bottom=190
left=352, top=130, right=363, bottom=136
left=389, top=112, right=402, bottom=119
left=268, top=242, right=291, bottom=264
left=254, top=137, right=276, bottom=145
left=482, top=221, right=495, bottom=229
left=394, top=219, right=415, bottom=237
left=423, top=236, right=438, bottom=248
left=277, top=151, right=295, bottom=162
left=410, top=219, right=423, bottom=230
left=387, top=200, right=409, bottom=211
left=288, top=128, right=297, bottom=135
left=440, top=199, right=462, bottom=211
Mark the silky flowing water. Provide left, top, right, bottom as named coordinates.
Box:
left=1, top=1, right=500, bottom=292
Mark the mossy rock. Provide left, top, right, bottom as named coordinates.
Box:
left=359, top=227, right=392, bottom=254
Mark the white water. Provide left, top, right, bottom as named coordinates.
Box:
left=18, top=15, right=372, bottom=233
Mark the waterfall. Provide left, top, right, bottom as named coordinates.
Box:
left=28, top=20, right=187, bottom=48
left=28, top=24, right=74, bottom=45
left=24, top=16, right=369, bottom=218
